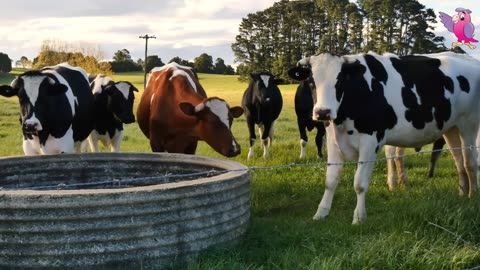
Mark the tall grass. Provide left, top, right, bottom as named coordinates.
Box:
left=0, top=71, right=479, bottom=269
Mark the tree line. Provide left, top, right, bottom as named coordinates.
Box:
left=232, top=0, right=449, bottom=81
left=1, top=40, right=235, bottom=76
left=110, top=49, right=235, bottom=75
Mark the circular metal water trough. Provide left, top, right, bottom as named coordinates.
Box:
left=0, top=152, right=250, bottom=269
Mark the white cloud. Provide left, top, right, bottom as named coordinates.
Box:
left=0, top=0, right=277, bottom=64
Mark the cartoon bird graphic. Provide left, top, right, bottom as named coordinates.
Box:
left=439, top=8, right=478, bottom=49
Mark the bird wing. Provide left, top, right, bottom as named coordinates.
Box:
left=464, top=22, right=475, bottom=38
left=439, top=12, right=454, bottom=32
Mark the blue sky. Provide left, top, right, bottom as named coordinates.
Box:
left=0, top=0, right=478, bottom=65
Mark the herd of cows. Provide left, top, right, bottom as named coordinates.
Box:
left=0, top=51, right=479, bottom=223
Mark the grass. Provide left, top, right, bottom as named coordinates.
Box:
left=1, top=70, right=479, bottom=269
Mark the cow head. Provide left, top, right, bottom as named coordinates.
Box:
left=288, top=53, right=344, bottom=121
left=179, top=98, right=244, bottom=157
left=104, top=81, right=138, bottom=124
left=0, top=72, right=68, bottom=135
left=249, top=72, right=283, bottom=106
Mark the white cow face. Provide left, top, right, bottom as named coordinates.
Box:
left=307, top=54, right=344, bottom=121
left=289, top=54, right=344, bottom=121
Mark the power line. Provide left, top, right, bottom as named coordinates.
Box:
left=139, top=34, right=156, bottom=89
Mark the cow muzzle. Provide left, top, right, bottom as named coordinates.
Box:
left=23, top=119, right=43, bottom=133
left=314, top=108, right=332, bottom=121
left=225, top=142, right=241, bottom=157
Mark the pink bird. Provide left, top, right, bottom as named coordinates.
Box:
left=439, top=7, right=478, bottom=49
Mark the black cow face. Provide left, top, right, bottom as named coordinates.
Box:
left=104, top=81, right=138, bottom=124
left=1, top=74, right=68, bottom=135
left=250, top=72, right=283, bottom=106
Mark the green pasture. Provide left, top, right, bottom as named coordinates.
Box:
left=0, top=70, right=479, bottom=269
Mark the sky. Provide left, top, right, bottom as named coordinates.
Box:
left=0, top=0, right=479, bottom=66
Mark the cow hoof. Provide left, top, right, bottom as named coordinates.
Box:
left=312, top=214, right=327, bottom=221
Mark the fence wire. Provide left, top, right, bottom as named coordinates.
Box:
left=1, top=145, right=478, bottom=191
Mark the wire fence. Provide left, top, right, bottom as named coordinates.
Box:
left=1, top=145, right=478, bottom=191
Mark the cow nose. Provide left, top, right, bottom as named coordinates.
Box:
left=23, top=123, right=38, bottom=132
left=227, top=142, right=241, bottom=157
left=315, top=109, right=331, bottom=121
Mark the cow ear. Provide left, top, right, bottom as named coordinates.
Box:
left=179, top=102, right=196, bottom=116
left=230, top=106, right=244, bottom=118
left=49, top=84, right=68, bottom=96
left=0, top=85, right=17, bottom=97
left=288, top=67, right=310, bottom=81
left=131, top=85, right=139, bottom=92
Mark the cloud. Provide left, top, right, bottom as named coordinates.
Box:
left=0, top=0, right=277, bottom=64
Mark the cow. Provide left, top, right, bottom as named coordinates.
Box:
left=242, top=72, right=283, bottom=160
left=87, top=74, right=138, bottom=152
left=384, top=138, right=445, bottom=190
left=288, top=52, right=480, bottom=224
left=136, top=62, right=244, bottom=157
left=295, top=75, right=326, bottom=159
left=0, top=63, right=94, bottom=155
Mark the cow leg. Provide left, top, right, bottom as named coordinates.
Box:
left=352, top=137, right=379, bottom=224
left=315, top=124, right=325, bottom=158
left=457, top=125, right=479, bottom=196
left=313, top=125, right=344, bottom=221
left=247, top=118, right=256, bottom=160
left=261, top=122, right=273, bottom=159
left=23, top=139, right=40, bottom=155
left=394, top=147, right=409, bottom=187
left=88, top=131, right=100, bottom=152
left=110, top=130, right=124, bottom=152
left=385, top=145, right=397, bottom=190
left=428, top=138, right=446, bottom=178
left=268, top=121, right=275, bottom=146
left=443, top=127, right=469, bottom=196
left=298, top=119, right=308, bottom=159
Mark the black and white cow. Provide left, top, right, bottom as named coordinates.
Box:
left=289, top=52, right=480, bottom=224
left=295, top=76, right=326, bottom=159
left=241, top=72, right=283, bottom=159
left=0, top=63, right=94, bottom=155
left=87, top=75, right=138, bottom=152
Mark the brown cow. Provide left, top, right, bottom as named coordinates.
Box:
left=137, top=62, right=244, bottom=157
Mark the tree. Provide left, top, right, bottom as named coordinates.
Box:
left=15, top=56, right=31, bottom=68
left=113, top=49, right=132, bottom=62
left=194, top=53, right=214, bottom=73
left=32, top=39, right=111, bottom=74
left=213, top=58, right=235, bottom=75
left=110, top=49, right=141, bottom=73
left=0, top=53, right=12, bottom=73
left=232, top=0, right=445, bottom=82
left=145, top=55, right=164, bottom=73
left=168, top=57, right=194, bottom=68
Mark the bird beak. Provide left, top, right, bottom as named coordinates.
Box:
left=452, top=14, right=459, bottom=23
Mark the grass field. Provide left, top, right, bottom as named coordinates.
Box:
left=0, top=70, right=479, bottom=269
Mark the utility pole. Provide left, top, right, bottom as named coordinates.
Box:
left=139, top=34, right=156, bottom=89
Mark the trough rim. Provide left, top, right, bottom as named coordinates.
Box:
left=0, top=152, right=249, bottom=196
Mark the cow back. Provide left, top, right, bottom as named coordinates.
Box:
left=137, top=63, right=206, bottom=139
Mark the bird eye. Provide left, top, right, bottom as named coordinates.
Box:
left=460, top=14, right=465, bottom=21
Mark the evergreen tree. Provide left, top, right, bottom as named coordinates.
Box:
left=0, top=53, right=12, bottom=73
